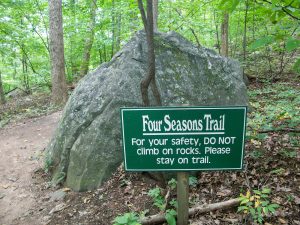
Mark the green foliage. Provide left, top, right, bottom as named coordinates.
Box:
left=249, top=150, right=264, bottom=158
left=165, top=209, right=177, bottom=225
left=148, top=187, right=165, bottom=211
left=169, top=199, right=178, bottom=208
left=1, top=0, right=299, bottom=95
left=219, top=0, right=240, bottom=13
left=238, top=188, right=280, bottom=224
left=270, top=168, right=285, bottom=175
left=168, top=178, right=177, bottom=190
left=286, top=37, right=300, bottom=52
left=113, top=212, right=141, bottom=225
left=293, top=58, right=300, bottom=74
left=247, top=83, right=300, bottom=140
left=188, top=176, right=198, bottom=187
left=148, top=183, right=178, bottom=225
left=249, top=36, right=275, bottom=50
left=280, top=149, right=297, bottom=158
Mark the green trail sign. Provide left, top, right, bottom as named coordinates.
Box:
left=120, top=106, right=247, bottom=171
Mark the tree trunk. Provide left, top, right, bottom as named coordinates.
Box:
left=213, top=10, right=220, bottom=54
left=153, top=0, right=158, bottom=32
left=104, top=45, right=107, bottom=61
left=137, top=0, right=162, bottom=107
left=243, top=0, right=249, bottom=81
left=221, top=12, right=229, bottom=57
left=111, top=0, right=116, bottom=58
left=115, top=14, right=122, bottom=52
left=0, top=71, right=6, bottom=105
left=49, top=0, right=68, bottom=105
left=243, top=0, right=249, bottom=63
left=137, top=0, right=163, bottom=184
left=70, top=0, right=79, bottom=76
left=79, top=0, right=97, bottom=76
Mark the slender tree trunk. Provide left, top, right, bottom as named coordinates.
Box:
left=138, top=0, right=161, bottom=107
left=0, top=71, right=6, bottom=105
left=138, top=0, right=163, bottom=185
left=213, top=10, right=220, bottom=54
left=153, top=0, right=158, bottom=32
left=115, top=14, right=121, bottom=52
left=79, top=0, right=97, bottom=76
left=221, top=12, right=229, bottom=57
left=104, top=45, right=107, bottom=61
left=232, top=9, right=241, bottom=58
left=111, top=0, right=115, bottom=57
left=49, top=0, right=68, bottom=105
left=243, top=0, right=249, bottom=63
left=242, top=0, right=249, bottom=84
left=70, top=0, right=79, bottom=76
left=99, top=49, right=102, bottom=64
left=252, top=1, right=255, bottom=41
left=21, top=46, right=31, bottom=93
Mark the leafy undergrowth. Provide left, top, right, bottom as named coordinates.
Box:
left=0, top=91, right=62, bottom=127
left=35, top=82, right=300, bottom=225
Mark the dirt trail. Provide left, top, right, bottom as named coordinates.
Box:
left=0, top=112, right=61, bottom=225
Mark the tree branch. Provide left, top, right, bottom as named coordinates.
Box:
left=256, top=0, right=300, bottom=20
left=258, top=128, right=300, bottom=133
left=281, top=7, right=300, bottom=20
left=174, top=8, right=201, bottom=48
left=140, top=198, right=240, bottom=225
left=137, top=0, right=148, bottom=33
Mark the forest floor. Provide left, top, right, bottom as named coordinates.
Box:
left=0, top=81, right=299, bottom=225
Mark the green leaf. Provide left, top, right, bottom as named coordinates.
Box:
left=262, top=188, right=271, bottom=194
left=219, top=0, right=240, bottom=12
left=165, top=209, right=177, bottom=225
left=168, top=178, right=177, bottom=190
left=263, top=206, right=269, bottom=214
left=267, top=204, right=279, bottom=213
left=293, top=58, right=300, bottom=74
left=189, top=176, right=198, bottom=187
left=113, top=212, right=140, bottom=225
left=240, top=198, right=250, bottom=204
left=257, top=216, right=263, bottom=224
left=249, top=207, right=256, bottom=216
left=237, top=206, right=248, bottom=212
left=253, top=190, right=262, bottom=195
left=269, top=203, right=280, bottom=209
left=286, top=38, right=300, bottom=52
left=249, top=36, right=275, bottom=50
left=260, top=194, right=269, bottom=198
left=114, top=215, right=129, bottom=224
left=261, top=201, right=269, bottom=207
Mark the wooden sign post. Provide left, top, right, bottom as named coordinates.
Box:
left=120, top=106, right=247, bottom=223
left=177, top=172, right=189, bottom=225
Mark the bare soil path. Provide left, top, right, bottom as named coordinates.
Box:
left=0, top=111, right=61, bottom=225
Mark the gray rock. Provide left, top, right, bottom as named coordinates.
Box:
left=49, top=189, right=66, bottom=202
left=46, top=31, right=248, bottom=191
left=0, top=193, right=5, bottom=199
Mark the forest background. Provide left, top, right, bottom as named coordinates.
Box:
left=0, top=0, right=299, bottom=103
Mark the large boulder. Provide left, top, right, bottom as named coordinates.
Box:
left=46, top=31, right=248, bottom=191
